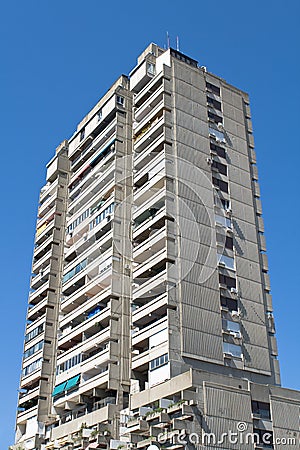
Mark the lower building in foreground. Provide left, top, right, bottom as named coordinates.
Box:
left=11, top=44, right=300, bottom=450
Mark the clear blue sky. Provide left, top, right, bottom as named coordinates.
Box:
left=1, top=0, right=299, bottom=447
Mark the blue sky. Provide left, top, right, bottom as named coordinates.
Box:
left=1, top=0, right=299, bottom=447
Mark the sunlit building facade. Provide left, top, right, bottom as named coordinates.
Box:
left=12, top=44, right=300, bottom=450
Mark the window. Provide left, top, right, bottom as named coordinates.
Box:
left=210, top=142, right=226, bottom=159
left=116, top=95, right=124, bottom=106
left=150, top=353, right=169, bottom=371
left=22, top=358, right=43, bottom=377
left=63, top=259, right=88, bottom=284
left=252, top=401, right=271, bottom=419
left=147, top=62, right=155, bottom=76
left=206, top=81, right=220, bottom=96
left=218, top=254, right=235, bottom=270
left=253, top=429, right=273, bottom=448
left=212, top=177, right=229, bottom=193
left=25, top=324, right=44, bottom=343
left=208, top=111, right=223, bottom=124
left=216, top=234, right=233, bottom=250
left=212, top=160, right=227, bottom=176
left=24, top=340, right=44, bottom=360
left=220, top=198, right=230, bottom=210
left=223, top=342, right=242, bottom=358
left=89, top=203, right=115, bottom=230
left=223, top=319, right=241, bottom=334
left=67, top=208, right=91, bottom=234
left=219, top=274, right=236, bottom=289
left=56, top=354, right=82, bottom=375
left=207, top=96, right=222, bottom=111
left=225, top=236, right=233, bottom=250
left=215, top=214, right=231, bottom=228
left=80, top=129, right=85, bottom=141
left=221, top=296, right=238, bottom=311
left=209, top=127, right=226, bottom=143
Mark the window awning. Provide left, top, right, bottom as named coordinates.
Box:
left=52, top=381, right=67, bottom=397
left=65, top=374, right=80, bottom=391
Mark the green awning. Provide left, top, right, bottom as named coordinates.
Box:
left=52, top=381, right=67, bottom=397
left=65, top=374, right=80, bottom=391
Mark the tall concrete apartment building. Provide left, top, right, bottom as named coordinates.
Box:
left=12, top=44, right=300, bottom=450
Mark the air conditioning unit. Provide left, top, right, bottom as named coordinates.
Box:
left=231, top=288, right=238, bottom=295
left=231, top=310, right=241, bottom=320
left=217, top=122, right=224, bottom=130
left=206, top=157, right=212, bottom=165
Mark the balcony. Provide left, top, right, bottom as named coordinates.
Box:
left=60, top=278, right=111, bottom=315
left=39, top=178, right=58, bottom=204
left=57, top=316, right=116, bottom=353
left=68, top=169, right=115, bottom=217
left=134, top=248, right=170, bottom=280
left=134, top=174, right=166, bottom=209
left=130, top=58, right=157, bottom=93
left=134, top=227, right=167, bottom=265
left=71, top=121, right=116, bottom=172
left=132, top=293, right=172, bottom=327
left=59, top=296, right=120, bottom=334
left=16, top=403, right=39, bottom=424
left=69, top=145, right=116, bottom=200
left=30, top=266, right=51, bottom=290
left=27, top=297, right=49, bottom=322
left=134, top=99, right=170, bottom=138
left=134, top=84, right=167, bottom=122
left=50, top=403, right=118, bottom=440
left=132, top=317, right=168, bottom=347
left=126, top=418, right=149, bottom=434
left=133, top=71, right=167, bottom=107
left=134, top=113, right=171, bottom=154
left=133, top=269, right=168, bottom=301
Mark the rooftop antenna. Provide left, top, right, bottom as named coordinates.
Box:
left=166, top=31, right=170, bottom=49
left=176, top=36, right=180, bottom=52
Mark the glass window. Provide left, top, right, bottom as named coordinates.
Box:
left=208, top=111, right=223, bottom=124
left=24, top=340, right=44, bottom=360
left=215, top=214, right=231, bottom=228
left=221, top=296, right=238, bottom=311
left=22, top=358, right=43, bottom=377
left=147, top=63, right=155, bottom=76
left=150, top=353, right=168, bottom=371
left=209, top=127, right=226, bottom=143
left=223, top=319, right=240, bottom=334
left=210, top=142, right=226, bottom=159
left=63, top=258, right=87, bottom=284
left=218, top=254, right=235, bottom=270
left=219, top=274, right=236, bottom=289
left=212, top=160, right=227, bottom=176
left=223, top=342, right=242, bottom=358
left=116, top=95, right=124, bottom=106
left=207, top=96, right=222, bottom=111
left=206, top=81, right=220, bottom=96
left=80, top=129, right=85, bottom=141
left=252, top=401, right=271, bottom=419
left=212, top=177, right=228, bottom=193
left=25, top=324, right=44, bottom=343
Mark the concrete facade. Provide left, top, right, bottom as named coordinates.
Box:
left=12, top=44, right=299, bottom=450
